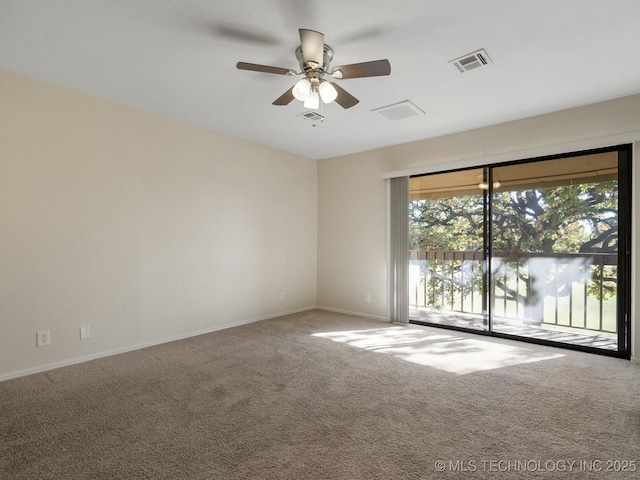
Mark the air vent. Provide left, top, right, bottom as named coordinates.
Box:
left=450, top=49, right=492, bottom=73
left=297, top=111, right=323, bottom=121
left=297, top=111, right=325, bottom=126
left=305, top=112, right=323, bottom=121
left=372, top=100, right=424, bottom=121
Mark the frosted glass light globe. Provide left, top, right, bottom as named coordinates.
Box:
left=318, top=81, right=338, bottom=104
left=292, top=78, right=311, bottom=101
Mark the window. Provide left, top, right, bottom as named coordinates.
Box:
left=408, top=146, right=631, bottom=357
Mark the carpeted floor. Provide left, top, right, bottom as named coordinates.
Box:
left=1, top=309, right=639, bottom=479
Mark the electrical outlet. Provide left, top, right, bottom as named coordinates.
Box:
left=80, top=325, right=91, bottom=340
left=36, top=330, right=50, bottom=348
left=279, top=291, right=286, bottom=302
left=365, top=293, right=371, bottom=304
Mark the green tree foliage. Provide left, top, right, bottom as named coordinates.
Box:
left=491, top=182, right=618, bottom=254
left=410, top=195, right=483, bottom=251
left=410, top=180, right=619, bottom=321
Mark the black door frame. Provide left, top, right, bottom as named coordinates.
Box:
left=409, top=144, right=632, bottom=359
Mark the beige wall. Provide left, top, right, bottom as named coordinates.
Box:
left=0, top=71, right=318, bottom=379
left=318, top=94, right=640, bottom=360
left=317, top=153, right=388, bottom=320
left=3, top=69, right=639, bottom=380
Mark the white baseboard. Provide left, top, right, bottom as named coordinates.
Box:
left=316, top=305, right=388, bottom=322
left=0, top=306, right=316, bottom=383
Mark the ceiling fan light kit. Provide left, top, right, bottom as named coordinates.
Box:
left=292, top=78, right=311, bottom=100
left=304, top=90, right=320, bottom=109
left=293, top=77, right=338, bottom=106
left=318, top=81, right=338, bottom=103
left=237, top=29, right=390, bottom=110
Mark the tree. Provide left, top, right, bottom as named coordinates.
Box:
left=409, top=180, right=618, bottom=324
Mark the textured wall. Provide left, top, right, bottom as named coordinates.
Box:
left=0, top=71, right=318, bottom=379
left=317, top=94, right=640, bottom=360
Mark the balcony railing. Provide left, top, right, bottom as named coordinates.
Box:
left=409, top=250, right=618, bottom=334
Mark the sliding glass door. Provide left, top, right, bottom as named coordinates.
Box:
left=409, top=168, right=486, bottom=331
left=408, top=146, right=631, bottom=357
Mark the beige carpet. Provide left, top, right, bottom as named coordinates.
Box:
left=1, top=309, right=639, bottom=479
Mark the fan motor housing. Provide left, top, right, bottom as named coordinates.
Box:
left=295, top=44, right=334, bottom=73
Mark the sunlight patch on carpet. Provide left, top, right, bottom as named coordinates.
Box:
left=313, top=327, right=565, bottom=374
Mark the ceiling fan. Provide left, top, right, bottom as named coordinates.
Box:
left=236, top=28, right=390, bottom=109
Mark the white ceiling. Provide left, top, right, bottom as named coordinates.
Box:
left=1, top=0, right=639, bottom=160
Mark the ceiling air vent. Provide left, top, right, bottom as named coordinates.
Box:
left=299, top=111, right=323, bottom=121
left=450, top=49, right=492, bottom=73
left=298, top=111, right=325, bottom=126
left=372, top=100, right=424, bottom=121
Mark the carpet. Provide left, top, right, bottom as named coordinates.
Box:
left=1, top=309, right=639, bottom=479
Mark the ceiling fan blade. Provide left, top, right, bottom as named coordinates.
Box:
left=237, top=62, right=293, bottom=75
left=214, top=25, right=282, bottom=46
left=330, top=83, right=359, bottom=109
left=299, top=28, right=325, bottom=68
left=272, top=88, right=295, bottom=106
left=332, top=59, right=391, bottom=79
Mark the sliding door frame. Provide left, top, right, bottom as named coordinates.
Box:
left=409, top=144, right=632, bottom=359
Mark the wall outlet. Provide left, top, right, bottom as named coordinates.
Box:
left=36, top=330, right=51, bottom=348
left=80, top=325, right=91, bottom=340
left=279, top=291, right=286, bottom=302
left=365, top=293, right=371, bottom=304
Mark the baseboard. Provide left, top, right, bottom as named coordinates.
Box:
left=0, top=306, right=316, bottom=383
left=316, top=305, right=388, bottom=322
